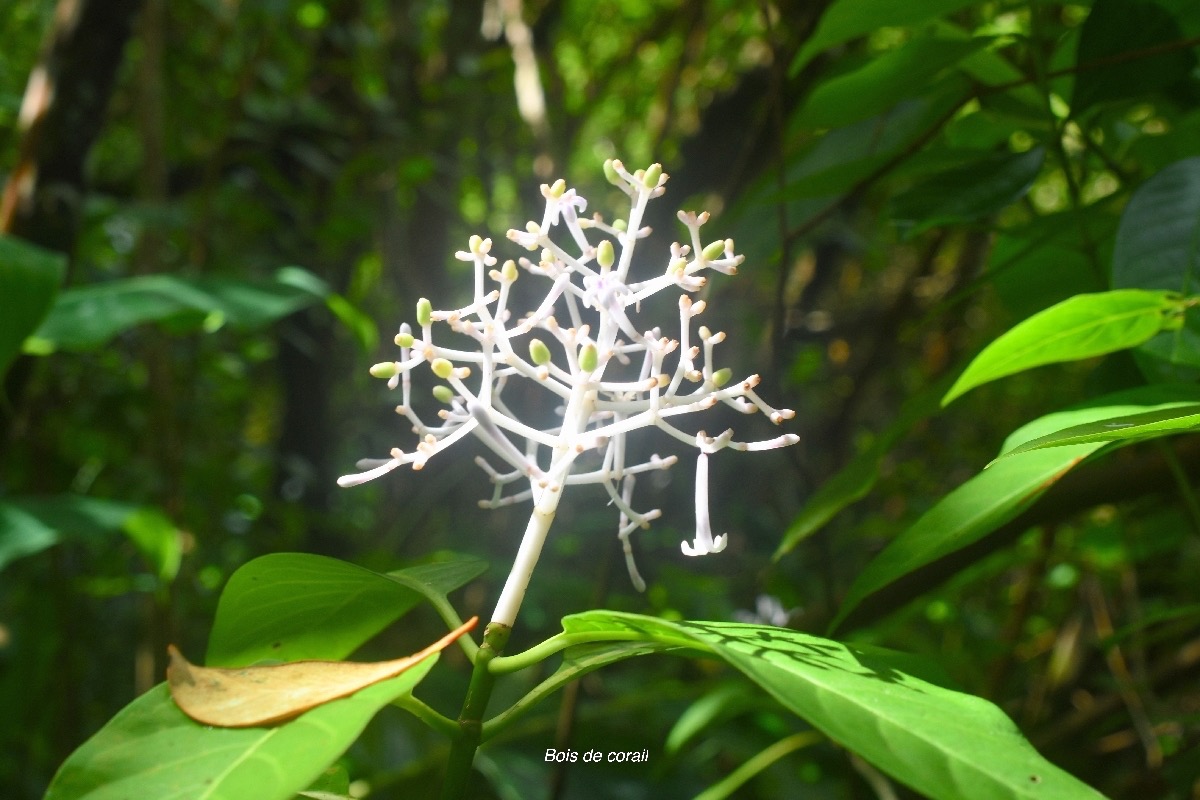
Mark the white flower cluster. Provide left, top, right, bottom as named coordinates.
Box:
left=339, top=161, right=796, bottom=621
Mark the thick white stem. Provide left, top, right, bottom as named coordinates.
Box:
left=489, top=379, right=594, bottom=627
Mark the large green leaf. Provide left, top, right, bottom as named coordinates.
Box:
left=206, top=553, right=487, bottom=666
left=1112, top=157, right=1200, bottom=374
left=561, top=612, right=1103, bottom=800
left=890, top=148, right=1045, bottom=238
left=44, top=659, right=436, bottom=800
left=0, top=234, right=65, bottom=376
left=942, top=290, right=1185, bottom=406
left=790, top=0, right=983, bottom=74
left=0, top=495, right=181, bottom=579
left=994, top=402, right=1200, bottom=461
left=799, top=36, right=987, bottom=129
left=832, top=387, right=1200, bottom=630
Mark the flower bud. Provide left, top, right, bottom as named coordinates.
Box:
left=431, top=358, right=453, bottom=379
left=702, top=240, right=726, bottom=261
left=529, top=338, right=552, bottom=366
left=416, top=297, right=432, bottom=327
left=712, top=368, right=732, bottom=387
left=549, top=178, right=566, bottom=198
left=597, top=239, right=615, bottom=269
left=469, top=234, right=484, bottom=253
left=369, top=362, right=398, bottom=379
left=394, top=331, right=415, bottom=348
left=643, top=163, right=663, bottom=188
left=579, top=342, right=598, bottom=373
left=613, top=219, right=627, bottom=232
left=502, top=259, right=518, bottom=281
left=603, top=159, right=621, bottom=186
left=432, top=385, right=454, bottom=403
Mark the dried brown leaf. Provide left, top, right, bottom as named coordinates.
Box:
left=167, top=617, right=477, bottom=727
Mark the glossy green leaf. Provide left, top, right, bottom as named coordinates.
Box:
left=942, top=290, right=1183, bottom=406
left=206, top=553, right=487, bottom=666
left=563, top=612, right=1103, bottom=800
left=1072, top=0, right=1196, bottom=114
left=833, top=388, right=1200, bottom=630
left=44, top=658, right=436, bottom=800
left=0, top=234, right=65, bottom=376
left=0, top=495, right=181, bottom=578
left=890, top=148, right=1045, bottom=237
left=995, top=402, right=1200, bottom=461
left=1112, top=157, right=1200, bottom=374
left=799, top=36, right=987, bottom=129
left=790, top=0, right=983, bottom=74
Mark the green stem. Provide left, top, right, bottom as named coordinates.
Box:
left=693, top=731, right=823, bottom=800
left=489, top=630, right=680, bottom=675
left=392, top=694, right=459, bottom=738
left=439, top=620, right=512, bottom=800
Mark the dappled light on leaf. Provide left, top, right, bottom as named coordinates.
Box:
left=168, top=617, right=476, bottom=727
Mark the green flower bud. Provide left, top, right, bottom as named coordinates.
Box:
left=603, top=159, right=621, bottom=185
left=431, top=358, right=453, bottom=379
left=502, top=259, right=518, bottom=282
left=549, top=178, right=566, bottom=197
left=613, top=219, right=627, bottom=232
left=597, top=239, right=615, bottom=269
left=712, top=367, right=732, bottom=388
left=579, top=342, right=598, bottom=373
left=643, top=163, right=662, bottom=188
left=369, top=362, right=398, bottom=379
left=416, top=297, right=432, bottom=327
left=702, top=240, right=726, bottom=261
left=394, top=331, right=415, bottom=348
left=529, top=338, right=552, bottom=366
left=432, top=385, right=454, bottom=403
left=469, top=234, right=484, bottom=253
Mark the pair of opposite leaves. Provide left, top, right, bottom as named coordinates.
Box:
left=167, top=618, right=478, bottom=727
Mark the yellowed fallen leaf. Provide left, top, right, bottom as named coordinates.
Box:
left=167, top=617, right=477, bottom=727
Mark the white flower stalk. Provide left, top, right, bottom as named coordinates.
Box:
left=340, top=160, right=798, bottom=626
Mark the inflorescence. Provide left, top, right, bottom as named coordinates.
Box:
left=339, top=160, right=797, bottom=599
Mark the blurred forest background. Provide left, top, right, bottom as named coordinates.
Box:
left=3, top=0, right=1200, bottom=798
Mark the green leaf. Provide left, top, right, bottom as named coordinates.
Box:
left=775, top=86, right=968, bottom=203
left=1112, top=156, right=1200, bottom=374
left=799, top=36, right=987, bottom=129
left=0, top=504, right=58, bottom=572
left=206, top=553, right=487, bottom=666
left=44, top=659, right=436, bottom=800
left=989, top=211, right=1111, bottom=319
left=31, top=270, right=330, bottom=351
left=790, top=0, right=983, bottom=74
left=774, top=377, right=950, bottom=559
left=0, top=495, right=181, bottom=578
left=890, top=148, right=1045, bottom=237
left=1072, top=0, right=1197, bottom=115
left=942, top=290, right=1183, bottom=406
left=563, top=612, right=1104, bottom=800
left=833, top=387, right=1200, bottom=630
left=0, top=234, right=65, bottom=376
left=994, top=402, right=1200, bottom=461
